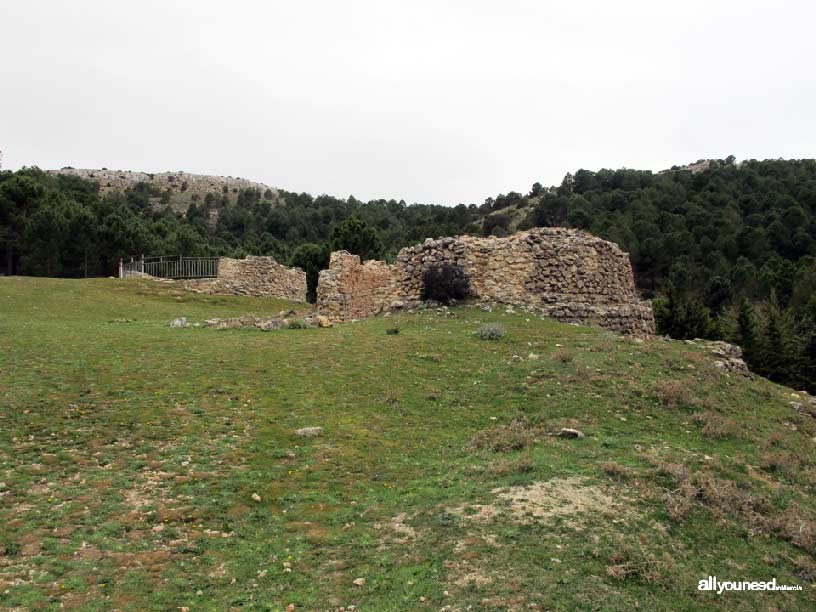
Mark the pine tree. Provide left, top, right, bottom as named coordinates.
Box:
left=736, top=298, right=758, bottom=363
left=798, top=296, right=816, bottom=392
left=761, top=290, right=792, bottom=383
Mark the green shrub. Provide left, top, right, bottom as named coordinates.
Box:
left=421, top=262, right=470, bottom=304
left=473, top=323, right=504, bottom=340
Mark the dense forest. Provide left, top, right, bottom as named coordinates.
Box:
left=1, top=159, right=814, bottom=391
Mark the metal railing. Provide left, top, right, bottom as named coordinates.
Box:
left=119, top=255, right=219, bottom=280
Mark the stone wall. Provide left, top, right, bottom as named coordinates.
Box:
left=182, top=256, right=306, bottom=301
left=316, top=228, right=654, bottom=335
left=316, top=252, right=398, bottom=321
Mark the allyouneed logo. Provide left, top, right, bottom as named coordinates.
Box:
left=698, top=576, right=802, bottom=594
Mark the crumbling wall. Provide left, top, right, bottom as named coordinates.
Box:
left=316, top=252, right=398, bottom=321
left=182, top=256, right=306, bottom=301
left=316, top=228, right=655, bottom=334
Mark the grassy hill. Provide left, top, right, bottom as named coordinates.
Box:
left=0, top=278, right=814, bottom=610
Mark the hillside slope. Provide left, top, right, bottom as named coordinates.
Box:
left=47, top=168, right=280, bottom=212
left=0, top=278, right=814, bottom=610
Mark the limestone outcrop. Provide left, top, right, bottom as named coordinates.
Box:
left=49, top=168, right=277, bottom=199
left=316, top=228, right=654, bottom=335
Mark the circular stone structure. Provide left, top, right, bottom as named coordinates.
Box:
left=317, top=227, right=655, bottom=335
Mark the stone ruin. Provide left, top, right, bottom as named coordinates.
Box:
left=181, top=256, right=306, bottom=301
left=134, top=228, right=653, bottom=334
left=316, top=228, right=655, bottom=335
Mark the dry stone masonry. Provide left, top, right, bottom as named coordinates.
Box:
left=316, top=228, right=654, bottom=335
left=315, top=255, right=397, bottom=321
left=181, top=256, right=306, bottom=301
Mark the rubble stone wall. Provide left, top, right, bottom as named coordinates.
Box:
left=182, top=256, right=306, bottom=301
left=315, top=253, right=398, bottom=321
left=316, top=228, right=654, bottom=334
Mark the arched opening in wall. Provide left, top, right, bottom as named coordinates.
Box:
left=421, top=262, right=471, bottom=305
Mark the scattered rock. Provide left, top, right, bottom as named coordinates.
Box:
left=390, top=300, right=405, bottom=310
left=251, top=493, right=261, bottom=502
left=317, top=315, right=332, bottom=328
left=296, top=426, right=324, bottom=437
left=257, top=318, right=285, bottom=331
left=353, top=577, right=366, bottom=587
left=204, top=316, right=287, bottom=331
left=557, top=428, right=585, bottom=439
left=169, top=317, right=189, bottom=328
left=691, top=339, right=752, bottom=377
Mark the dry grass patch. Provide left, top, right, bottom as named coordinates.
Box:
left=495, top=477, right=630, bottom=525
left=659, top=463, right=816, bottom=554
left=652, top=379, right=693, bottom=408
left=452, top=477, right=636, bottom=528
left=470, top=416, right=544, bottom=453
left=691, top=412, right=740, bottom=440
left=444, top=534, right=504, bottom=591
left=768, top=504, right=816, bottom=554
left=759, top=448, right=807, bottom=479
left=606, top=546, right=674, bottom=584
left=600, top=461, right=637, bottom=481
left=489, top=455, right=537, bottom=477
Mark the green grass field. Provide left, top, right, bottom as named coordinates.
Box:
left=0, top=278, right=814, bottom=611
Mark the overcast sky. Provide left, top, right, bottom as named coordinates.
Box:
left=1, top=1, right=814, bottom=204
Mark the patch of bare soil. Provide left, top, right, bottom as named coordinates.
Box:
left=388, top=512, right=416, bottom=541
left=376, top=512, right=420, bottom=550
left=453, top=566, right=494, bottom=587
left=452, top=477, right=635, bottom=528
left=443, top=531, right=505, bottom=592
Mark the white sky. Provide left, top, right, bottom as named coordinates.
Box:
left=1, top=1, right=814, bottom=204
